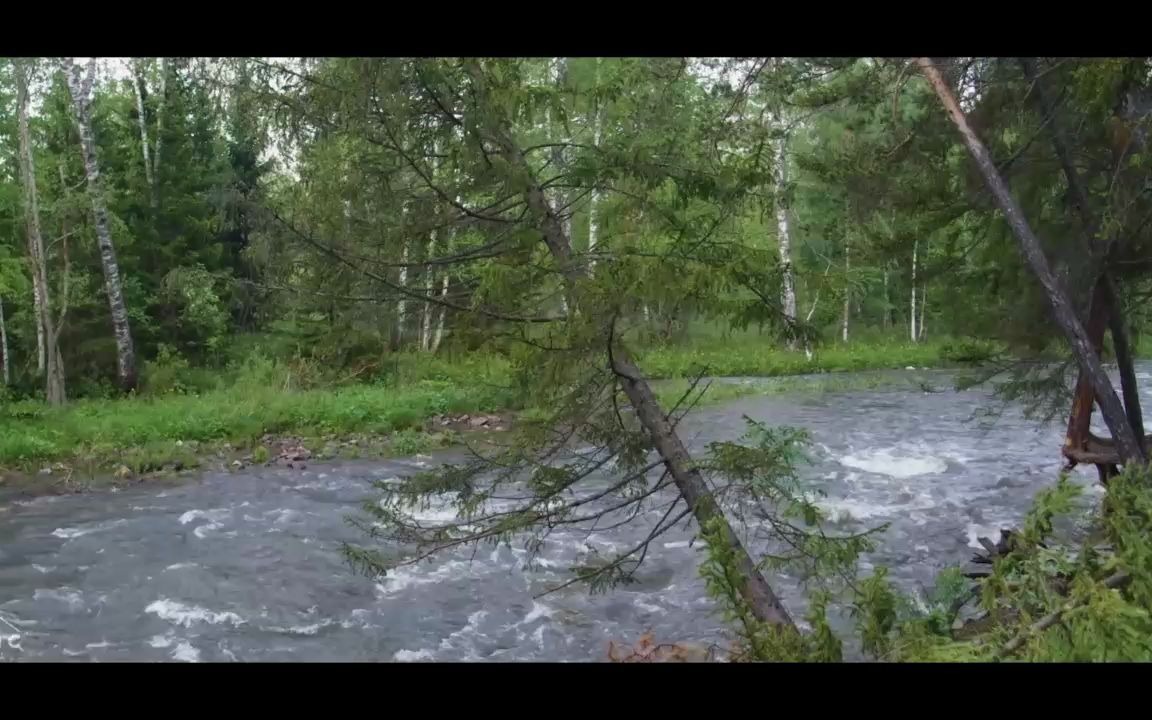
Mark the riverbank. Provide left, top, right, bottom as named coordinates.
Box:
left=0, top=339, right=960, bottom=487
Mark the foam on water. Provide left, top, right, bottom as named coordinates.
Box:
left=178, top=508, right=231, bottom=525
left=815, top=497, right=899, bottom=523
left=192, top=524, right=222, bottom=539
left=438, top=610, right=488, bottom=658
left=149, top=634, right=174, bottom=649
left=172, top=641, right=200, bottom=662
left=522, top=601, right=553, bottom=624
left=839, top=447, right=948, bottom=479
left=393, top=648, right=436, bottom=662
left=145, top=599, right=245, bottom=628
left=373, top=559, right=490, bottom=596
left=50, top=519, right=127, bottom=539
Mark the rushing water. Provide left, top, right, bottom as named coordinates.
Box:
left=2, top=366, right=1149, bottom=662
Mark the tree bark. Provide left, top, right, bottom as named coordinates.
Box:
left=464, top=60, right=797, bottom=631
left=16, top=59, right=66, bottom=405
left=910, top=239, right=919, bottom=343
left=396, top=242, right=409, bottom=348
left=131, top=58, right=155, bottom=193
left=65, top=58, right=138, bottom=393
left=1018, top=57, right=1146, bottom=451
left=152, top=58, right=168, bottom=208
left=0, top=296, right=9, bottom=387
left=431, top=202, right=457, bottom=354
left=918, top=281, right=927, bottom=341
left=841, top=240, right=850, bottom=343
left=917, top=57, right=1144, bottom=465
left=882, top=266, right=891, bottom=331
left=421, top=230, right=437, bottom=352
left=588, top=58, right=603, bottom=273
left=774, top=133, right=798, bottom=348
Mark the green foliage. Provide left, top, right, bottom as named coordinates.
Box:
left=939, top=338, right=1002, bottom=365
left=0, top=362, right=506, bottom=467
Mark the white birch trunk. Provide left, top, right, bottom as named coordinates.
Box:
left=150, top=58, right=168, bottom=208
left=131, top=59, right=155, bottom=192
left=882, top=267, right=891, bottom=331
left=910, top=239, right=919, bottom=343
left=918, top=282, right=927, bottom=341
left=33, top=277, right=45, bottom=375
left=548, top=58, right=572, bottom=308
left=65, top=58, right=137, bottom=393
left=587, top=58, right=603, bottom=273
left=841, top=242, right=850, bottom=343
left=587, top=118, right=602, bottom=267
left=396, top=243, right=409, bottom=345
left=0, top=296, right=9, bottom=386
left=774, top=134, right=797, bottom=345
left=420, top=230, right=437, bottom=352
left=431, top=191, right=458, bottom=354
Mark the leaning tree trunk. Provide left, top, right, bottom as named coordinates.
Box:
left=465, top=60, right=797, bottom=632
left=774, top=132, right=798, bottom=348
left=16, top=59, right=66, bottom=405
left=65, top=58, right=137, bottom=393
left=1018, top=57, right=1146, bottom=450
left=917, top=57, right=1145, bottom=465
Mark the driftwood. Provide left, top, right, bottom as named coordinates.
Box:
left=961, top=530, right=1019, bottom=579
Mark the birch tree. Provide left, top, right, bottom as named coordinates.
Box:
left=64, top=58, right=138, bottom=393
left=775, top=132, right=797, bottom=345
left=0, top=295, right=8, bottom=386
left=909, top=238, right=918, bottom=342
left=15, top=59, right=66, bottom=404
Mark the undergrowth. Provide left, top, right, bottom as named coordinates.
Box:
left=697, top=437, right=1152, bottom=662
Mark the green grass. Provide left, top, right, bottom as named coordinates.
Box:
left=638, top=338, right=951, bottom=379
left=0, top=338, right=958, bottom=469
left=0, top=353, right=514, bottom=467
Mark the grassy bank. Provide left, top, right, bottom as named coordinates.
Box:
left=0, top=339, right=959, bottom=472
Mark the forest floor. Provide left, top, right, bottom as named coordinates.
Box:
left=0, top=338, right=960, bottom=494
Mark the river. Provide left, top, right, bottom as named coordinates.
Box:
left=3, top=366, right=1148, bottom=662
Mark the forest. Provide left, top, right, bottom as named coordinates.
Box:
left=1, top=57, right=1151, bottom=662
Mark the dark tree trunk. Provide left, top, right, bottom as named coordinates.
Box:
left=1018, top=57, right=1146, bottom=452
left=917, top=57, right=1145, bottom=465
